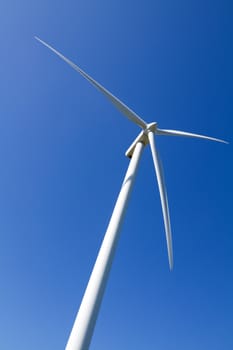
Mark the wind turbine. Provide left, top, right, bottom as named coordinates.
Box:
left=35, top=36, right=228, bottom=350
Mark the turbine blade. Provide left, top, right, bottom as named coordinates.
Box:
left=148, top=131, right=173, bottom=270
left=156, top=128, right=228, bottom=144
left=35, top=36, right=147, bottom=130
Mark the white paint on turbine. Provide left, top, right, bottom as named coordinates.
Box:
left=34, top=36, right=147, bottom=130
left=147, top=131, right=173, bottom=270
left=156, top=128, right=228, bottom=144
left=65, top=142, right=144, bottom=350
left=35, top=36, right=228, bottom=350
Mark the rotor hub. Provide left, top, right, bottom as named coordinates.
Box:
left=125, top=122, right=157, bottom=158
left=145, top=122, right=157, bottom=134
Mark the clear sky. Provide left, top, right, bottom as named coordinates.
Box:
left=0, top=0, right=232, bottom=349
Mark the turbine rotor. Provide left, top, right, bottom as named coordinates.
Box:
left=35, top=36, right=228, bottom=269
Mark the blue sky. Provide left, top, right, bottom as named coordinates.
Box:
left=0, top=0, right=232, bottom=349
